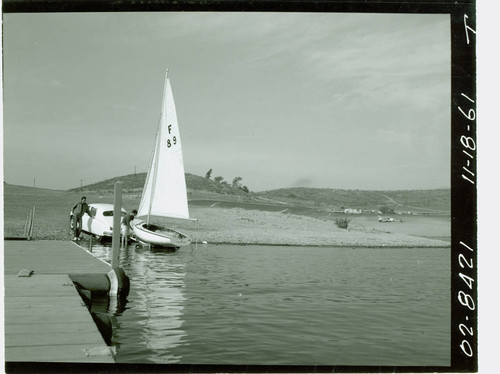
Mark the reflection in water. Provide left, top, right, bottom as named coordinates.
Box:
left=87, top=240, right=187, bottom=363
left=87, top=293, right=127, bottom=346
left=132, top=249, right=186, bottom=363
left=85, top=240, right=450, bottom=366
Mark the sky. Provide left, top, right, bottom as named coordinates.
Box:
left=2, top=11, right=451, bottom=192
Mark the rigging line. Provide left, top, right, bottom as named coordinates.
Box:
left=146, top=117, right=162, bottom=225
left=195, top=219, right=199, bottom=249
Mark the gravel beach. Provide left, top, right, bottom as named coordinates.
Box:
left=3, top=191, right=450, bottom=248
left=183, top=207, right=449, bottom=247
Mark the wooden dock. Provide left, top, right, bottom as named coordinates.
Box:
left=3, top=240, right=115, bottom=363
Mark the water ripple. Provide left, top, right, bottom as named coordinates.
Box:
left=90, top=243, right=449, bottom=366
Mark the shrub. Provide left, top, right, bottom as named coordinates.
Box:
left=335, top=218, right=350, bottom=229
left=379, top=205, right=395, bottom=214
left=232, top=176, right=242, bottom=188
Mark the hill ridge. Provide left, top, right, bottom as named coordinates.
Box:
left=64, top=173, right=450, bottom=213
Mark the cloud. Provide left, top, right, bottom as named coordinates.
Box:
left=3, top=12, right=451, bottom=190
left=48, top=80, right=63, bottom=88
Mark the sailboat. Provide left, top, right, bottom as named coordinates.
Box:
left=133, top=71, right=192, bottom=249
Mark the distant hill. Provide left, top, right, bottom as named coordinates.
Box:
left=66, top=174, right=450, bottom=213
left=68, top=173, right=148, bottom=193
left=3, top=182, right=68, bottom=197
left=255, top=187, right=450, bottom=213
left=68, top=173, right=252, bottom=197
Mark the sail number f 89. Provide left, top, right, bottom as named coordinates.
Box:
left=166, top=124, right=178, bottom=148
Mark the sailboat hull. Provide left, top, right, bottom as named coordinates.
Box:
left=133, top=222, right=191, bottom=248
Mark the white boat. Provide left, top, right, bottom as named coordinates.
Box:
left=133, top=71, right=192, bottom=249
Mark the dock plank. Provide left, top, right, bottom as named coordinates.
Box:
left=3, top=240, right=117, bottom=363
left=5, top=330, right=108, bottom=347
left=5, top=309, right=94, bottom=324
left=4, top=275, right=80, bottom=297
left=4, top=296, right=85, bottom=309
left=5, top=345, right=115, bottom=363
left=5, top=322, right=96, bottom=335
left=3, top=240, right=110, bottom=276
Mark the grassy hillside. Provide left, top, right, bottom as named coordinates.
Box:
left=255, top=188, right=383, bottom=210
left=3, top=183, right=144, bottom=240
left=68, top=172, right=252, bottom=197
left=375, top=189, right=450, bottom=212
left=65, top=173, right=450, bottom=214
left=3, top=183, right=88, bottom=239
left=256, top=187, right=450, bottom=213
left=68, top=173, right=147, bottom=192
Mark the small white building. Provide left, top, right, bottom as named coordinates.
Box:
left=344, top=208, right=362, bottom=214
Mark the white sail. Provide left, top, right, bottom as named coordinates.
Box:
left=137, top=73, right=190, bottom=221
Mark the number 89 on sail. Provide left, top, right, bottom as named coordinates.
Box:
left=167, top=136, right=177, bottom=148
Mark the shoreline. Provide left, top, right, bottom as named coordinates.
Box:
left=190, top=241, right=450, bottom=248
left=3, top=196, right=451, bottom=249
left=175, top=207, right=450, bottom=248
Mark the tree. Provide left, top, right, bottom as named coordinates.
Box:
left=241, top=186, right=249, bottom=193
left=335, top=218, right=350, bottom=229
left=232, top=176, right=243, bottom=188
left=205, top=169, right=213, bottom=179
left=379, top=205, right=395, bottom=214
left=214, top=176, right=224, bottom=183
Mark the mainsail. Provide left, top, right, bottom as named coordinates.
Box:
left=137, top=72, right=190, bottom=221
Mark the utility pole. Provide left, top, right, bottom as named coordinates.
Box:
left=80, top=179, right=83, bottom=192
left=111, top=182, right=122, bottom=269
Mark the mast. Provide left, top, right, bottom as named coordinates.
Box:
left=146, top=123, right=161, bottom=225
left=147, top=69, right=169, bottom=225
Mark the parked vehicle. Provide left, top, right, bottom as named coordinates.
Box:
left=70, top=203, right=127, bottom=240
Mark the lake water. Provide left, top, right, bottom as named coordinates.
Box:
left=88, top=242, right=450, bottom=367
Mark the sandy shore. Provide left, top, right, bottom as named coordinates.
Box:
left=172, top=206, right=449, bottom=247
left=4, top=202, right=450, bottom=248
